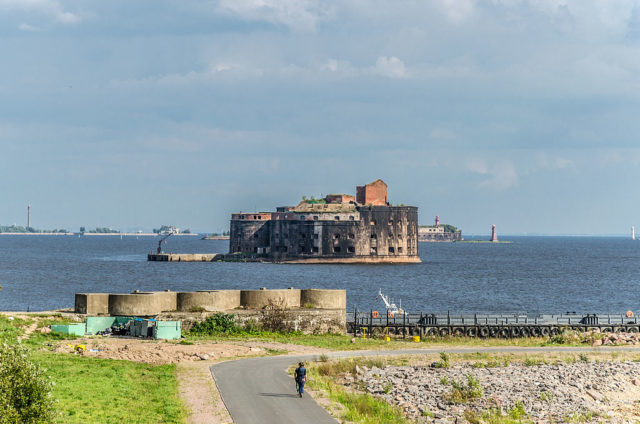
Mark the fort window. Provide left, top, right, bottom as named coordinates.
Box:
left=299, top=247, right=306, bottom=253
left=300, top=233, right=306, bottom=238
left=334, top=234, right=340, bottom=239
left=348, top=233, right=355, bottom=239
left=349, top=216, right=354, bottom=221
left=389, top=247, right=395, bottom=254
left=333, top=246, right=341, bottom=253
left=347, top=246, right=355, bottom=253
left=370, top=246, right=377, bottom=254
left=370, top=233, right=377, bottom=239
left=388, top=220, right=394, bottom=226
left=313, top=216, right=318, bottom=221
left=312, top=246, right=319, bottom=253
left=389, top=233, right=394, bottom=238
left=370, top=220, right=376, bottom=225
left=284, top=233, right=288, bottom=239
left=398, top=246, right=403, bottom=253
left=334, top=216, right=340, bottom=220
left=313, top=233, right=319, bottom=239
left=254, top=247, right=258, bottom=253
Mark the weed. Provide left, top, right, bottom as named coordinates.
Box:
left=564, top=409, right=604, bottom=423
left=508, top=401, right=527, bottom=419
left=178, top=340, right=194, bottom=345
left=446, top=373, right=483, bottom=404
left=579, top=353, right=589, bottom=363
left=440, top=376, right=450, bottom=385
left=318, top=353, right=329, bottom=362
left=422, top=408, right=434, bottom=418
left=383, top=382, right=393, bottom=394
left=523, top=357, right=543, bottom=366
left=434, top=351, right=450, bottom=368
left=539, top=391, right=554, bottom=402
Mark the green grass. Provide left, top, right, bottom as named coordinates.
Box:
left=307, top=362, right=409, bottom=424
left=32, top=351, right=186, bottom=424
left=0, top=315, right=28, bottom=343
left=185, top=331, right=572, bottom=351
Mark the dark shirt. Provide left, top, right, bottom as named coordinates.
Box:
left=295, top=366, right=306, bottom=382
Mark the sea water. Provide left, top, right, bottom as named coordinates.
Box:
left=0, top=235, right=638, bottom=313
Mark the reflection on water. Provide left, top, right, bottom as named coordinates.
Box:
left=0, top=235, right=639, bottom=313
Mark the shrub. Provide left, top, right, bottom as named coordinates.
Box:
left=0, top=343, right=56, bottom=424
left=189, top=313, right=240, bottom=335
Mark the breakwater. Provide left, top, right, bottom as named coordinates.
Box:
left=349, top=310, right=640, bottom=338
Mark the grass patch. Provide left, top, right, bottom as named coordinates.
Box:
left=0, top=315, right=28, bottom=343
left=32, top=351, right=186, bottom=424
left=307, top=361, right=409, bottom=424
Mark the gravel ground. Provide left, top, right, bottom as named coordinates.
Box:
left=345, top=360, right=640, bottom=423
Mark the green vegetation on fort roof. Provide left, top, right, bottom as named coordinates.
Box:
left=419, top=224, right=460, bottom=233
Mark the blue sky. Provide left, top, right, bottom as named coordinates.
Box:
left=1, top=0, right=639, bottom=235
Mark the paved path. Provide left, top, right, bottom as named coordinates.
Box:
left=211, top=346, right=640, bottom=424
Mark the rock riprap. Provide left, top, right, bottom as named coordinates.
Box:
left=345, top=361, right=640, bottom=423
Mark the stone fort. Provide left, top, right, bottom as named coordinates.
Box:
left=229, top=179, right=420, bottom=263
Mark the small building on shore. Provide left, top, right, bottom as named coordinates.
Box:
left=418, top=215, right=462, bottom=242
left=229, top=179, right=420, bottom=263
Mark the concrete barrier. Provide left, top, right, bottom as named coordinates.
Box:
left=301, top=289, right=346, bottom=309
left=241, top=288, right=301, bottom=309
left=177, top=290, right=241, bottom=312
left=135, top=291, right=177, bottom=312
left=75, top=293, right=110, bottom=315
left=108, top=293, right=164, bottom=316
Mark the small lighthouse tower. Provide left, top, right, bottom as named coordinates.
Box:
left=27, top=204, right=31, bottom=230
left=490, top=224, right=498, bottom=242
left=633, top=226, right=636, bottom=241
left=435, top=215, right=440, bottom=226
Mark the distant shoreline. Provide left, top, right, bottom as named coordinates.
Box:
left=0, top=232, right=200, bottom=236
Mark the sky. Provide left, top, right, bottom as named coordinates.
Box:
left=1, top=0, right=640, bottom=235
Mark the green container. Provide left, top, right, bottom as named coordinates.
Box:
left=51, top=323, right=86, bottom=336
left=153, top=321, right=181, bottom=340
left=86, top=316, right=135, bottom=334
left=86, top=317, right=116, bottom=335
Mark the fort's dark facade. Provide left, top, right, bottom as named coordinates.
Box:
left=229, top=179, right=420, bottom=263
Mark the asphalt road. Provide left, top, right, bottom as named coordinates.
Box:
left=211, top=346, right=640, bottom=424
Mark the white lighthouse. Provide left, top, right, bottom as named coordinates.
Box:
left=633, top=226, right=636, bottom=241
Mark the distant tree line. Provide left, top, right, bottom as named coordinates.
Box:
left=0, top=225, right=68, bottom=233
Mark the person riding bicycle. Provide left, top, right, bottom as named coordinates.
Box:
left=294, top=362, right=306, bottom=398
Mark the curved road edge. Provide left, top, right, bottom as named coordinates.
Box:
left=211, top=346, right=640, bottom=424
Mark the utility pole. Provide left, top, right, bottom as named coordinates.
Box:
left=27, top=204, right=31, bottom=230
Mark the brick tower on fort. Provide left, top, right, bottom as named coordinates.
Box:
left=228, top=179, right=420, bottom=263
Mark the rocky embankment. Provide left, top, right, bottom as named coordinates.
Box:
left=346, top=360, right=640, bottom=423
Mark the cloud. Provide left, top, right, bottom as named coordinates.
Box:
left=467, top=158, right=519, bottom=190
left=438, top=0, right=476, bottom=23
left=215, top=0, right=332, bottom=32
left=0, top=0, right=81, bottom=24
left=18, top=23, right=42, bottom=31
left=373, top=56, right=406, bottom=79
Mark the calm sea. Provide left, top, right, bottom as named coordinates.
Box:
left=0, top=235, right=638, bottom=314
